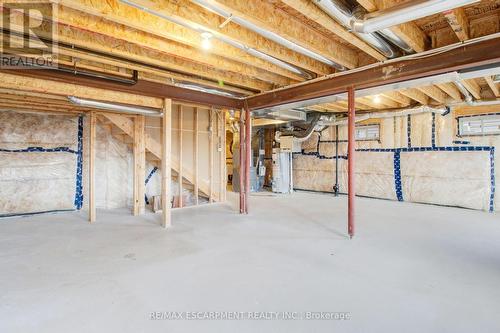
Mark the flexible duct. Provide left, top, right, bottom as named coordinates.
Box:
left=314, top=0, right=403, bottom=57
left=275, top=113, right=321, bottom=142
left=351, top=0, right=479, bottom=33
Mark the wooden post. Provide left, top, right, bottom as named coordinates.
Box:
left=178, top=105, right=183, bottom=208
left=133, top=114, right=145, bottom=215
left=209, top=107, right=214, bottom=203
left=161, top=99, right=172, bottom=228
left=89, top=111, right=96, bottom=223
left=194, top=107, right=199, bottom=205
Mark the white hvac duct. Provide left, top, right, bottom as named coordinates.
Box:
left=119, top=0, right=314, bottom=78
left=324, top=105, right=448, bottom=126
left=315, top=0, right=407, bottom=57
left=173, top=82, right=244, bottom=98
left=351, top=0, right=479, bottom=33
left=68, top=96, right=163, bottom=116
left=191, top=0, right=345, bottom=71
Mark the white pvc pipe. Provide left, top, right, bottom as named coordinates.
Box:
left=351, top=0, right=479, bottom=33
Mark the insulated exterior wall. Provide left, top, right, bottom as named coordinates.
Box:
left=0, top=111, right=80, bottom=216
left=293, top=110, right=496, bottom=212
left=0, top=107, right=225, bottom=217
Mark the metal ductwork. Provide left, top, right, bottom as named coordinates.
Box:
left=350, top=0, right=479, bottom=34
left=191, top=0, right=345, bottom=71
left=119, top=0, right=315, bottom=79
left=326, top=105, right=448, bottom=126
left=68, top=96, right=163, bottom=116
left=275, top=113, right=321, bottom=143
left=173, top=81, right=245, bottom=98
left=314, top=0, right=406, bottom=57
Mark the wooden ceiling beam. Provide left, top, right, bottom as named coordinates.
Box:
left=5, top=15, right=270, bottom=93
left=436, top=83, right=463, bottom=102
left=485, top=76, right=500, bottom=97
left=382, top=91, right=412, bottom=106
left=11, top=6, right=283, bottom=90
left=106, top=0, right=332, bottom=75
left=461, top=78, right=482, bottom=99
left=201, top=0, right=359, bottom=69
left=356, top=0, right=430, bottom=52
left=57, top=0, right=304, bottom=82
left=279, top=0, right=386, bottom=61
left=398, top=89, right=429, bottom=105
left=416, top=86, right=448, bottom=104
left=443, top=8, right=470, bottom=41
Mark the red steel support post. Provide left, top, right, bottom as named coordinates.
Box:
left=239, top=110, right=245, bottom=214
left=348, top=86, right=356, bottom=238
left=244, top=105, right=251, bottom=214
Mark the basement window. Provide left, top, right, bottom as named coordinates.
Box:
left=355, top=124, right=380, bottom=141
left=458, top=114, right=500, bottom=136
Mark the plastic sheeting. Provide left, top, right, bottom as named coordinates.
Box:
left=0, top=111, right=80, bottom=216
left=292, top=112, right=496, bottom=212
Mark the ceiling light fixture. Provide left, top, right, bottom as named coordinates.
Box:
left=201, top=32, right=213, bottom=50
left=373, top=95, right=381, bottom=104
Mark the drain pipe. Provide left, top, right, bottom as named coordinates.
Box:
left=351, top=0, right=479, bottom=33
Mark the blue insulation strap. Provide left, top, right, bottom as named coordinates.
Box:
left=393, top=151, right=404, bottom=202
left=490, top=148, right=495, bottom=212
left=407, top=114, right=412, bottom=148
left=144, top=166, right=159, bottom=205
left=453, top=140, right=470, bottom=145
left=431, top=113, right=436, bottom=148
left=74, top=115, right=84, bottom=210
left=0, top=146, right=78, bottom=153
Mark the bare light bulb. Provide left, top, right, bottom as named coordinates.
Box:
left=373, top=95, right=381, bottom=104
left=201, top=32, right=213, bottom=50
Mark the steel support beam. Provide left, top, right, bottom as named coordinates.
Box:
left=348, top=86, right=355, bottom=239
left=246, top=37, right=500, bottom=110
left=0, top=68, right=243, bottom=109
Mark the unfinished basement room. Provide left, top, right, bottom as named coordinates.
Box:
left=1, top=0, right=500, bottom=332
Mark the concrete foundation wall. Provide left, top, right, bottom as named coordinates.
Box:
left=293, top=109, right=497, bottom=212
left=0, top=108, right=225, bottom=217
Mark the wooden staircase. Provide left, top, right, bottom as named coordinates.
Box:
left=96, top=112, right=212, bottom=198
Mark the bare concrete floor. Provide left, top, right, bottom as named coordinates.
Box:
left=1, top=192, right=500, bottom=333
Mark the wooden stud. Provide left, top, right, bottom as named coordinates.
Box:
left=133, top=115, right=145, bottom=215
left=194, top=108, right=199, bottom=205
left=178, top=105, right=183, bottom=208
left=220, top=110, right=227, bottom=202
left=161, top=99, right=172, bottom=228
left=89, top=111, right=96, bottom=223
left=209, top=108, right=214, bottom=203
